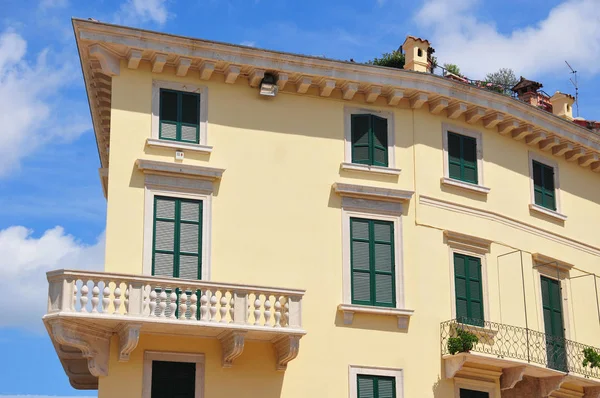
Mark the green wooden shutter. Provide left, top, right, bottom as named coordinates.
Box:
left=159, top=89, right=200, bottom=143
left=351, top=218, right=395, bottom=308
left=533, top=160, right=556, bottom=210
left=454, top=253, right=484, bottom=326
left=352, top=114, right=371, bottom=164
left=448, top=132, right=478, bottom=184
left=541, top=276, right=567, bottom=371
left=152, top=197, right=177, bottom=278
left=151, top=361, right=195, bottom=398
left=357, top=375, right=396, bottom=398
left=372, top=115, right=388, bottom=167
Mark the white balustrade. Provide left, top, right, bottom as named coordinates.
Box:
left=46, top=270, right=304, bottom=330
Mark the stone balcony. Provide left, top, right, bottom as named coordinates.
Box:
left=43, top=269, right=305, bottom=389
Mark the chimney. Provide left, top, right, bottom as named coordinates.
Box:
left=549, top=91, right=575, bottom=120
left=511, top=76, right=543, bottom=106
left=402, top=36, right=430, bottom=73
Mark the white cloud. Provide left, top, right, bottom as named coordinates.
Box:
left=240, top=40, right=256, bottom=47
left=415, top=0, right=600, bottom=79
left=0, top=30, right=90, bottom=177
left=0, top=226, right=104, bottom=330
left=117, top=0, right=170, bottom=26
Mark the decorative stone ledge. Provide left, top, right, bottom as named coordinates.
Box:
left=444, top=230, right=492, bottom=255
left=440, top=177, right=491, bottom=195
left=332, top=182, right=414, bottom=203
left=337, top=304, right=414, bottom=330
left=145, top=138, right=213, bottom=154
left=340, top=162, right=402, bottom=176
left=529, top=203, right=567, bottom=222
left=532, top=253, right=574, bottom=271
left=136, top=159, right=224, bottom=180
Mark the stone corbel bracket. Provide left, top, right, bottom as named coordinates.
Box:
left=219, top=331, right=246, bottom=368
left=500, top=366, right=526, bottom=390
left=49, top=319, right=112, bottom=377
left=274, top=335, right=301, bottom=371
left=89, top=44, right=120, bottom=76
left=539, top=375, right=566, bottom=397
left=117, top=323, right=142, bottom=362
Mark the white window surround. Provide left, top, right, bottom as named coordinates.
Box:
left=340, top=209, right=412, bottom=329
left=142, top=186, right=212, bottom=280
left=441, top=123, right=489, bottom=194
left=142, top=351, right=205, bottom=398
left=348, top=365, right=403, bottom=398
left=533, top=262, right=572, bottom=341
left=528, top=151, right=566, bottom=221
left=151, top=80, right=210, bottom=150
left=343, top=106, right=397, bottom=172
left=454, top=377, right=497, bottom=398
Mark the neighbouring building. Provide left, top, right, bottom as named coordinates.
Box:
left=43, top=19, right=600, bottom=398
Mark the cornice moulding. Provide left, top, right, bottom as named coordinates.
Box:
left=332, top=182, right=414, bottom=203
left=444, top=230, right=492, bottom=254
left=136, top=159, right=224, bottom=180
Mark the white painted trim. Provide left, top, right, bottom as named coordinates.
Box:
left=143, top=186, right=212, bottom=280
left=151, top=80, right=209, bottom=145
left=454, top=377, right=497, bottom=398
left=338, top=304, right=413, bottom=329
left=440, top=177, right=490, bottom=195
left=533, top=264, right=572, bottom=340
left=142, top=351, right=205, bottom=398
left=529, top=204, right=567, bottom=221
left=340, top=162, right=402, bottom=176
left=343, top=106, right=396, bottom=169
left=348, top=365, right=403, bottom=398
left=341, top=209, right=405, bottom=309
left=442, top=123, right=486, bottom=189
left=447, top=245, right=491, bottom=323
left=528, top=151, right=563, bottom=216
left=146, top=138, right=213, bottom=154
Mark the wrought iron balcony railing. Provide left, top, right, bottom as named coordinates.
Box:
left=441, top=319, right=600, bottom=379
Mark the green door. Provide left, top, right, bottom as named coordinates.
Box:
left=459, top=389, right=488, bottom=398
left=541, top=276, right=567, bottom=371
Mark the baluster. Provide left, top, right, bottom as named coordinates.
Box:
left=91, top=284, right=100, bottom=313
left=102, top=285, right=110, bottom=314
left=200, top=293, right=208, bottom=321
left=179, top=292, right=188, bottom=320
left=209, top=292, right=218, bottom=322
left=284, top=301, right=290, bottom=327
left=73, top=283, right=78, bottom=311
left=264, top=297, right=272, bottom=326
left=158, top=291, right=167, bottom=318
left=189, top=293, right=198, bottom=321
left=149, top=290, right=157, bottom=317
left=229, top=296, right=235, bottom=324
left=169, top=291, right=177, bottom=319
left=125, top=288, right=129, bottom=315
left=254, top=295, right=262, bottom=326
left=114, top=286, right=122, bottom=315
left=80, top=283, right=89, bottom=312
left=274, top=297, right=282, bottom=328
left=143, top=286, right=149, bottom=315
left=219, top=293, right=228, bottom=323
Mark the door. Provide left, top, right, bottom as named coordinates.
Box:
left=541, top=276, right=567, bottom=371
left=459, top=389, right=488, bottom=398
left=151, top=360, right=195, bottom=398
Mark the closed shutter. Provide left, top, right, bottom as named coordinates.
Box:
left=351, top=114, right=388, bottom=167
left=351, top=218, right=395, bottom=308
left=448, top=132, right=478, bottom=184
left=151, top=361, right=195, bottom=398
left=533, top=160, right=556, bottom=210
left=357, top=375, right=396, bottom=398
left=454, top=253, right=484, bottom=326
left=159, top=89, right=200, bottom=143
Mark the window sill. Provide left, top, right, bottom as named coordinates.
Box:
left=338, top=304, right=414, bottom=330
left=440, top=177, right=490, bottom=195
left=146, top=138, right=213, bottom=154
left=529, top=204, right=567, bottom=221
left=340, top=162, right=402, bottom=176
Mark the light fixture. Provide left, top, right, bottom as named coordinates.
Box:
left=259, top=72, right=278, bottom=97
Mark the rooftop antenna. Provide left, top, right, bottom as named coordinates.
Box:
left=565, top=60, right=579, bottom=117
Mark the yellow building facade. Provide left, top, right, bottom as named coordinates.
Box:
left=43, top=19, right=600, bottom=398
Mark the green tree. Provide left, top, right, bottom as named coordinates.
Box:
left=366, top=50, right=405, bottom=70
left=443, top=63, right=461, bottom=76
left=485, top=68, right=518, bottom=88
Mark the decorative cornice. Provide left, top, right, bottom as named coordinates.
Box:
left=273, top=335, right=301, bottom=371
left=444, top=230, right=492, bottom=254
left=338, top=304, right=414, bottom=330
left=532, top=253, right=574, bottom=271
left=332, top=182, right=414, bottom=203
left=136, top=159, right=224, bottom=180
left=117, top=322, right=141, bottom=362
left=219, top=331, right=246, bottom=368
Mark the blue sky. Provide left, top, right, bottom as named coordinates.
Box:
left=0, top=0, right=599, bottom=396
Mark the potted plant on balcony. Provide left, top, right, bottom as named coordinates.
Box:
left=448, top=328, right=479, bottom=355
left=582, top=347, right=600, bottom=369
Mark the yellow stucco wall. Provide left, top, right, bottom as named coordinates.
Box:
left=99, top=60, right=600, bottom=397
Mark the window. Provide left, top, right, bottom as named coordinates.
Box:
left=454, top=253, right=484, bottom=327
left=143, top=352, right=205, bottom=398
left=448, top=131, right=478, bottom=184
left=152, top=196, right=203, bottom=280
left=350, top=218, right=395, bottom=308
left=351, top=114, right=388, bottom=167
left=159, top=89, right=200, bottom=143
left=532, top=160, right=556, bottom=210
left=349, top=366, right=403, bottom=398
left=460, top=389, right=489, bottom=398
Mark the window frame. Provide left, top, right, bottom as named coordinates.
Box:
left=143, top=186, right=212, bottom=280
left=533, top=262, right=573, bottom=341
left=441, top=123, right=488, bottom=194
left=528, top=152, right=565, bottom=220
left=349, top=365, right=403, bottom=398
left=452, top=252, right=484, bottom=326
left=342, top=210, right=405, bottom=310
left=158, top=88, right=201, bottom=143
left=151, top=80, right=209, bottom=149
left=343, top=107, right=397, bottom=173
left=142, top=351, right=205, bottom=398
left=453, top=378, right=496, bottom=398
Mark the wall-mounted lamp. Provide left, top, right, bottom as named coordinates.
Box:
left=259, top=72, right=278, bottom=97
